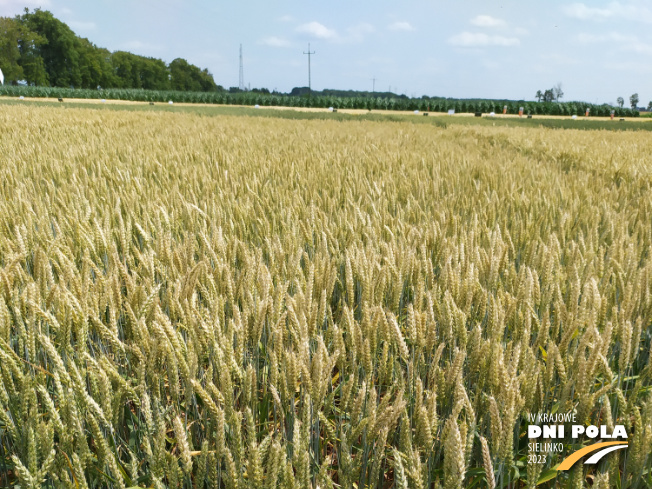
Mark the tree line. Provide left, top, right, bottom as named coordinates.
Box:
left=0, top=84, right=641, bottom=117
left=536, top=85, right=647, bottom=111
left=0, top=9, right=220, bottom=91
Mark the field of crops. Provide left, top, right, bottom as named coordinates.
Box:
left=0, top=84, right=640, bottom=118
left=0, top=104, right=650, bottom=489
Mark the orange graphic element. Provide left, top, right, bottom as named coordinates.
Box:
left=557, top=442, right=628, bottom=471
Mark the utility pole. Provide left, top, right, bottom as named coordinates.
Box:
left=372, top=76, right=376, bottom=95
left=239, top=44, right=245, bottom=91
left=303, top=43, right=315, bottom=97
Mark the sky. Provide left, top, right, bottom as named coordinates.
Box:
left=1, top=0, right=651, bottom=105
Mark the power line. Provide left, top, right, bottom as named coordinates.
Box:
left=303, top=43, right=315, bottom=97
left=239, top=44, right=245, bottom=91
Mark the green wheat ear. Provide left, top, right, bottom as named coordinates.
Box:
left=0, top=103, right=650, bottom=489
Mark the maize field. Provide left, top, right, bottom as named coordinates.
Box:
left=0, top=104, right=650, bottom=489
left=0, top=85, right=641, bottom=117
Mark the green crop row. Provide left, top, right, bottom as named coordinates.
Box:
left=0, top=85, right=640, bottom=117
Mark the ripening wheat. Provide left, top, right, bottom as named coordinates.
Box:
left=0, top=104, right=650, bottom=489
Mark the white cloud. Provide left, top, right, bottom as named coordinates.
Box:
left=448, top=32, right=520, bottom=47
left=563, top=2, right=652, bottom=24
left=623, top=42, right=652, bottom=54
left=119, top=41, right=162, bottom=53
left=388, top=21, right=415, bottom=32
left=563, top=3, right=614, bottom=20
left=67, top=21, right=97, bottom=32
left=576, top=32, right=636, bottom=44
left=574, top=31, right=652, bottom=56
left=261, top=36, right=292, bottom=48
left=346, top=22, right=375, bottom=41
left=470, top=15, right=506, bottom=27
left=296, top=21, right=338, bottom=40
left=604, top=60, right=652, bottom=73
left=539, top=53, right=579, bottom=65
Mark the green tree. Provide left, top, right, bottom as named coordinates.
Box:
left=617, top=96, right=624, bottom=108
left=1, top=16, right=48, bottom=85
left=12, top=9, right=217, bottom=91
left=535, top=90, right=542, bottom=102
left=169, top=58, right=217, bottom=92
left=111, top=51, right=136, bottom=88
left=630, top=93, right=639, bottom=109
left=139, top=57, right=169, bottom=90
left=552, top=82, right=563, bottom=101
left=170, top=58, right=196, bottom=91
left=20, top=9, right=82, bottom=87
left=0, top=17, right=24, bottom=83
left=78, top=39, right=116, bottom=89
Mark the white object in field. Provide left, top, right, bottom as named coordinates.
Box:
left=328, top=107, right=334, bottom=112
left=101, top=99, right=106, bottom=103
left=571, top=115, right=577, bottom=119
left=168, top=100, right=174, bottom=105
left=0, top=68, right=4, bottom=85
left=19, top=95, right=25, bottom=100
left=254, top=104, right=260, bottom=108
left=448, top=109, right=455, bottom=115
left=489, top=112, right=495, bottom=117
left=414, top=110, right=419, bottom=114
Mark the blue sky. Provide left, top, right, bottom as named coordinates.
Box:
left=1, top=0, right=651, bottom=104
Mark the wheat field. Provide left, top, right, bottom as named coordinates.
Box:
left=0, top=105, right=650, bottom=489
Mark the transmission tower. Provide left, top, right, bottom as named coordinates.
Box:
left=303, top=43, right=315, bottom=97
left=239, top=44, right=245, bottom=91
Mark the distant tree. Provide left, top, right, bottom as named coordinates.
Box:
left=0, top=16, right=47, bottom=85
left=648, top=101, right=652, bottom=111
left=11, top=9, right=218, bottom=90
left=0, top=17, right=25, bottom=82
left=78, top=39, right=116, bottom=89
left=139, top=57, right=169, bottom=90
left=20, top=9, right=83, bottom=87
left=290, top=87, right=311, bottom=96
left=617, top=97, right=624, bottom=108
left=196, top=68, right=217, bottom=92
left=535, top=90, right=543, bottom=102
left=111, top=52, right=169, bottom=90
left=542, top=89, right=554, bottom=102
left=553, top=83, right=564, bottom=101
left=169, top=58, right=217, bottom=92
left=630, top=93, right=639, bottom=109
left=169, top=58, right=194, bottom=90
left=111, top=51, right=137, bottom=88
